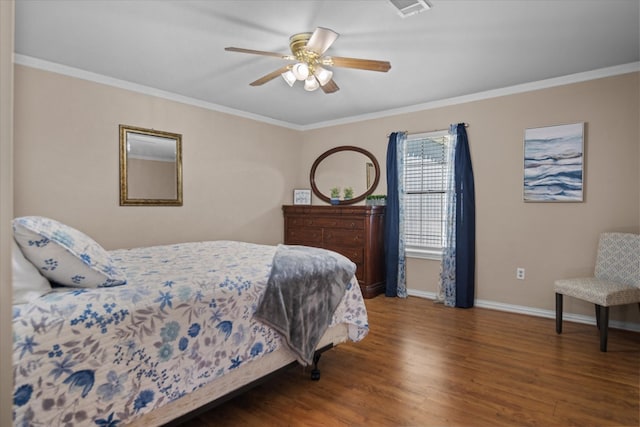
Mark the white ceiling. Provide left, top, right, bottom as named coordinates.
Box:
left=14, top=0, right=640, bottom=129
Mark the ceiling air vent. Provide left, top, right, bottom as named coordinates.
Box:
left=388, top=0, right=432, bottom=18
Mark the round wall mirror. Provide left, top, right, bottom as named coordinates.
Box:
left=310, top=145, right=380, bottom=205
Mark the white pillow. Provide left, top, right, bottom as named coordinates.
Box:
left=12, top=239, right=51, bottom=304
left=12, top=216, right=127, bottom=288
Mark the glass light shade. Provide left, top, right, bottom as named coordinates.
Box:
left=304, top=76, right=320, bottom=91
left=292, top=62, right=309, bottom=80
left=281, top=70, right=296, bottom=87
left=314, top=66, right=333, bottom=86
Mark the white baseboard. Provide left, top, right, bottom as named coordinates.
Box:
left=406, top=289, right=640, bottom=333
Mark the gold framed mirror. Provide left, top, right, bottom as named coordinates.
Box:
left=119, top=125, right=183, bottom=206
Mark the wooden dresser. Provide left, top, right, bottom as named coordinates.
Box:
left=282, top=205, right=385, bottom=298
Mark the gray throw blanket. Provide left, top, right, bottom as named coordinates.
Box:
left=254, top=244, right=356, bottom=366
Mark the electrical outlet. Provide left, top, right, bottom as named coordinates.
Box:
left=516, top=268, right=525, bottom=280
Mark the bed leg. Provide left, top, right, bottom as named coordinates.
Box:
left=309, top=344, right=333, bottom=381
left=310, top=352, right=321, bottom=381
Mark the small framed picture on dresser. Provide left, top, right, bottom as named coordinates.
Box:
left=293, top=189, right=312, bottom=205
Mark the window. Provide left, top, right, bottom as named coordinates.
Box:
left=403, top=130, right=451, bottom=259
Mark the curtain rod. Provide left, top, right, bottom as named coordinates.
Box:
left=387, top=123, right=469, bottom=138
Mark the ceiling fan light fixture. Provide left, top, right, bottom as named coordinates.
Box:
left=304, top=76, right=320, bottom=91
left=314, top=66, right=333, bottom=86
left=281, top=70, right=296, bottom=87
left=225, top=26, right=391, bottom=95
left=292, top=62, right=309, bottom=80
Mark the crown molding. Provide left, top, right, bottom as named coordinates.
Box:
left=14, top=54, right=639, bottom=132
left=303, top=62, right=640, bottom=130
left=13, top=54, right=303, bottom=131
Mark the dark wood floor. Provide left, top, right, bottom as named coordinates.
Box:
left=180, top=295, right=640, bottom=426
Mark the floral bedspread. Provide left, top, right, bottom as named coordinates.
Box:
left=12, top=241, right=369, bottom=426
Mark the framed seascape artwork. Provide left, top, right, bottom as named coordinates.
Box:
left=523, top=122, right=585, bottom=202
left=293, top=188, right=312, bottom=205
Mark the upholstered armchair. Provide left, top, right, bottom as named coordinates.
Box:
left=554, top=232, right=640, bottom=352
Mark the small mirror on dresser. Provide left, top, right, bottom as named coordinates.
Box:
left=119, top=125, right=183, bottom=206
left=310, top=145, right=380, bottom=205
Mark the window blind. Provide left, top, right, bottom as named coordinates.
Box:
left=403, top=132, right=450, bottom=251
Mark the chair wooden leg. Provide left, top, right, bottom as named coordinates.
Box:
left=598, top=305, right=609, bottom=352
left=595, top=305, right=601, bottom=330
left=555, top=293, right=563, bottom=334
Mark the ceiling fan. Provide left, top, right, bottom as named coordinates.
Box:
left=225, top=27, right=391, bottom=94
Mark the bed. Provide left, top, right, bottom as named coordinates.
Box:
left=11, top=216, right=369, bottom=426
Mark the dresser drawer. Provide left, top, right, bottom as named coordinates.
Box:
left=287, top=217, right=308, bottom=228
left=354, top=263, right=364, bottom=281
left=285, top=227, right=322, bottom=245
left=324, top=246, right=364, bottom=263
left=290, top=217, right=364, bottom=230
left=323, top=229, right=365, bottom=246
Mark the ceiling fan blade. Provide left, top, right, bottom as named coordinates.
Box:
left=249, top=65, right=292, bottom=86
left=225, top=47, right=294, bottom=60
left=325, top=56, right=391, bottom=72
left=306, top=27, right=339, bottom=55
left=320, top=79, right=340, bottom=94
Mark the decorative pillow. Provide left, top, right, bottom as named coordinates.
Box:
left=12, top=216, right=127, bottom=288
left=12, top=239, right=52, bottom=304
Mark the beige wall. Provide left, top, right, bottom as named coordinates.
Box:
left=12, top=65, right=640, bottom=326
left=0, top=2, right=14, bottom=424
left=14, top=65, right=302, bottom=249
left=301, top=72, right=640, bottom=323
